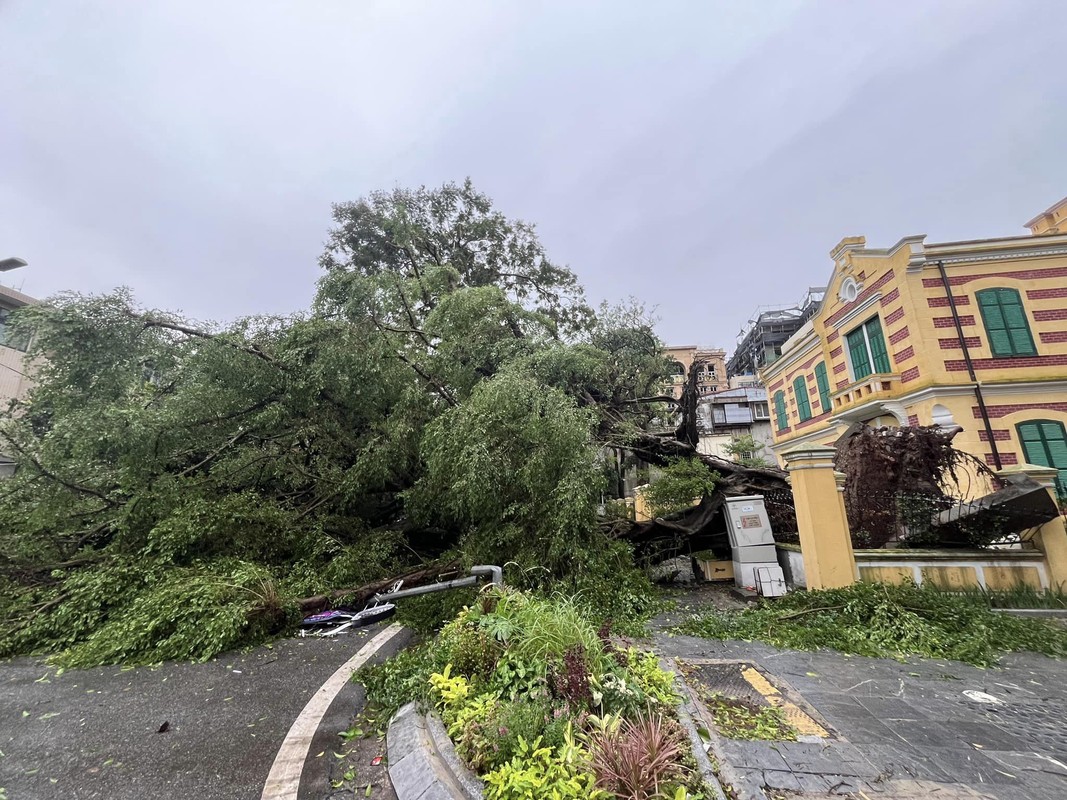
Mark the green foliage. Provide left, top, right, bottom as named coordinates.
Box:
left=355, top=641, right=449, bottom=720
left=395, top=587, right=479, bottom=635
left=678, top=581, right=1067, bottom=667
left=392, top=590, right=700, bottom=800
left=482, top=731, right=607, bottom=800
left=408, top=369, right=604, bottom=582
left=699, top=694, right=796, bottom=741
left=625, top=648, right=680, bottom=707
left=722, top=435, right=768, bottom=468
left=0, top=180, right=676, bottom=667
left=641, top=459, right=719, bottom=518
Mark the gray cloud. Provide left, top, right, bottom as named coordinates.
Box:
left=2, top=0, right=1064, bottom=350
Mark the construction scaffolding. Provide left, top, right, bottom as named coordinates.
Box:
left=726, top=288, right=825, bottom=378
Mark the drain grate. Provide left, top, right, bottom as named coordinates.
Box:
left=687, top=662, right=770, bottom=708
left=682, top=660, right=832, bottom=739
left=975, top=700, right=1067, bottom=754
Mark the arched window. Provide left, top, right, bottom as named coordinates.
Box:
left=669, top=360, right=686, bottom=376
left=977, top=288, right=1036, bottom=357
left=793, top=376, right=812, bottom=422
left=773, top=391, right=788, bottom=432
left=1016, top=420, right=1067, bottom=495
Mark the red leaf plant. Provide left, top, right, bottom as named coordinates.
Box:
left=587, top=711, right=686, bottom=799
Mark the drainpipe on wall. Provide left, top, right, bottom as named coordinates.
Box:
left=936, top=260, right=1002, bottom=470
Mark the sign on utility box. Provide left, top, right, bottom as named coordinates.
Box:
left=723, top=495, right=786, bottom=594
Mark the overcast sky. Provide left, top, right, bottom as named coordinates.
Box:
left=2, top=1, right=1065, bottom=353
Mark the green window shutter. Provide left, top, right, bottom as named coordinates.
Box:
left=814, top=362, right=831, bottom=413
left=978, top=288, right=1036, bottom=357
left=865, top=318, right=891, bottom=373
left=793, top=377, right=812, bottom=421
left=846, top=327, right=871, bottom=379
left=1017, top=420, right=1067, bottom=492
left=774, top=391, right=788, bottom=431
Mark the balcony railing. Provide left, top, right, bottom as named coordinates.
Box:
left=831, top=372, right=900, bottom=413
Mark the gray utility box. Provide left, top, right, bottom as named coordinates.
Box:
left=732, top=543, right=777, bottom=563
left=723, top=495, right=775, bottom=549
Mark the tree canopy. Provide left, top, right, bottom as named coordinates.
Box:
left=0, top=179, right=698, bottom=666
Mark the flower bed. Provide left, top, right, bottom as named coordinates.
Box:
left=364, top=587, right=705, bottom=800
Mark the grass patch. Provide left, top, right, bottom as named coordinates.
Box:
left=963, top=584, right=1067, bottom=610
left=676, top=581, right=1067, bottom=667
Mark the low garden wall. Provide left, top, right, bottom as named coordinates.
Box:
left=776, top=543, right=1050, bottom=591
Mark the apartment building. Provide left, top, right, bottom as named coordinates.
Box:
left=664, top=345, right=726, bottom=400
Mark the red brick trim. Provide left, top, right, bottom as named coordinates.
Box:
left=901, top=366, right=920, bottom=383
left=888, top=326, right=910, bottom=345
left=795, top=412, right=832, bottom=431
left=833, top=363, right=846, bottom=374
left=907, top=414, right=919, bottom=427
left=974, top=402, right=1067, bottom=420
left=1033, top=309, right=1067, bottom=322
left=1028, top=288, right=1067, bottom=300
left=894, top=346, right=915, bottom=362
left=947, top=355, right=1067, bottom=371
left=836, top=379, right=849, bottom=390
left=933, top=315, right=975, bottom=328
left=826, top=271, right=895, bottom=326
left=978, top=430, right=1011, bottom=442
left=880, top=288, right=900, bottom=306
left=830, top=346, right=843, bottom=358
left=928, top=295, right=971, bottom=308
left=827, top=330, right=840, bottom=343
left=768, top=380, right=784, bottom=391
left=1040, top=331, right=1067, bottom=344
left=884, top=307, right=905, bottom=325
left=938, top=336, right=982, bottom=349
left=923, top=266, right=1067, bottom=288
left=987, top=452, right=1018, bottom=466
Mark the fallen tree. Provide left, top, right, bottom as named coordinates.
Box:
left=0, top=179, right=741, bottom=666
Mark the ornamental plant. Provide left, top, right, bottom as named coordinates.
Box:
left=410, top=587, right=706, bottom=800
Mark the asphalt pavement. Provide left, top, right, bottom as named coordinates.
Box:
left=0, top=623, right=412, bottom=800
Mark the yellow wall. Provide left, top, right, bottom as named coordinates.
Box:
left=760, top=222, right=1067, bottom=477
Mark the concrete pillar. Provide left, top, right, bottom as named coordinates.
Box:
left=781, top=445, right=857, bottom=590
left=997, top=463, right=1067, bottom=592
left=835, top=470, right=859, bottom=575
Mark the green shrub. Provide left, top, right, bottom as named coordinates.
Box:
left=678, top=580, right=1067, bottom=667
left=482, top=731, right=607, bottom=800
left=356, top=641, right=448, bottom=719
left=641, top=459, right=719, bottom=518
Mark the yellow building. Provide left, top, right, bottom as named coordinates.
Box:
left=760, top=197, right=1067, bottom=496
left=664, top=345, right=727, bottom=400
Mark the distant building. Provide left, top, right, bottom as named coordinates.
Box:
left=0, top=272, right=34, bottom=407
left=760, top=197, right=1067, bottom=495
left=696, top=385, right=774, bottom=463
left=726, top=289, right=825, bottom=380
left=0, top=260, right=36, bottom=476
left=664, top=345, right=727, bottom=400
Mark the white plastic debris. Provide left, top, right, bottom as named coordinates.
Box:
left=962, top=690, right=1002, bottom=704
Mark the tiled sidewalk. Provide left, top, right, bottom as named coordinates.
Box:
left=653, top=622, right=1067, bottom=800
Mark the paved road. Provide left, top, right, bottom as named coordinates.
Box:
left=655, top=594, right=1067, bottom=800
left=0, top=624, right=412, bottom=800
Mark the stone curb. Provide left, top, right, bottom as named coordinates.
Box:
left=387, top=702, right=483, bottom=800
